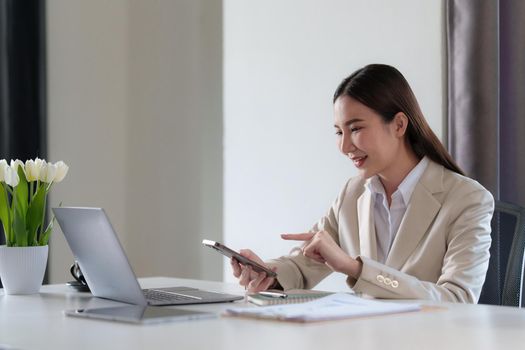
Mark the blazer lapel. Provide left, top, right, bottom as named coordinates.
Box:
left=357, top=189, right=378, bottom=260
left=385, top=161, right=444, bottom=270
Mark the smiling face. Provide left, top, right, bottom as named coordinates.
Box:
left=334, top=95, right=407, bottom=179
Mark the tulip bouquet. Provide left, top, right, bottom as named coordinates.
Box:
left=0, top=158, right=68, bottom=247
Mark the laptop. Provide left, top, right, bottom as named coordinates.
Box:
left=53, top=207, right=243, bottom=306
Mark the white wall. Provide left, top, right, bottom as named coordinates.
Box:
left=223, top=0, right=445, bottom=290
left=47, top=0, right=129, bottom=282
left=125, top=0, right=223, bottom=280
left=47, top=0, right=223, bottom=283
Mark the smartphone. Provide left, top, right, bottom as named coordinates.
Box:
left=202, top=239, right=277, bottom=277
left=64, top=305, right=216, bottom=324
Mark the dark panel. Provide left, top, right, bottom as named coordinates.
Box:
left=0, top=0, right=47, bottom=283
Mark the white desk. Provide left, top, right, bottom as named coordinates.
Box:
left=1, top=277, right=525, bottom=350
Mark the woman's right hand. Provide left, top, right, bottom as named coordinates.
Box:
left=230, top=249, right=277, bottom=293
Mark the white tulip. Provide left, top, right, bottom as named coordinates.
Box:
left=37, top=160, right=47, bottom=181
left=10, top=159, right=24, bottom=175
left=40, top=161, right=58, bottom=183
left=0, top=160, right=20, bottom=186
left=35, top=157, right=44, bottom=169
left=0, top=160, right=7, bottom=182
left=53, top=161, right=69, bottom=183
left=25, top=158, right=44, bottom=182
left=3, top=165, right=19, bottom=187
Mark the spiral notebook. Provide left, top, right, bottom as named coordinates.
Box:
left=247, top=290, right=333, bottom=306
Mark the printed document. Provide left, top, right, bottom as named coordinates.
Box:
left=225, top=293, right=421, bottom=322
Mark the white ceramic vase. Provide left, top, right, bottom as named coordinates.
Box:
left=0, top=245, right=49, bottom=295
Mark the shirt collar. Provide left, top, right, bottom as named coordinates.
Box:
left=365, top=156, right=429, bottom=205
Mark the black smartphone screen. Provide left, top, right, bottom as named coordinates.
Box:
left=202, top=240, right=277, bottom=277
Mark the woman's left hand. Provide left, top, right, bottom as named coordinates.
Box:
left=281, top=231, right=362, bottom=279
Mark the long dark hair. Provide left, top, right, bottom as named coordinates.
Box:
left=333, top=64, right=464, bottom=175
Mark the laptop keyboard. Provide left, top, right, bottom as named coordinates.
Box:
left=140, top=286, right=243, bottom=305
left=143, top=289, right=202, bottom=303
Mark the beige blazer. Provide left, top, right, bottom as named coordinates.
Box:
left=267, top=160, right=494, bottom=303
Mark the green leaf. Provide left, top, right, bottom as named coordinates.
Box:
left=0, top=184, right=10, bottom=241
left=39, top=218, right=54, bottom=246
left=26, top=184, right=46, bottom=246
left=10, top=167, right=29, bottom=246
left=12, top=166, right=29, bottom=217
left=36, top=201, right=60, bottom=246
left=12, top=200, right=27, bottom=246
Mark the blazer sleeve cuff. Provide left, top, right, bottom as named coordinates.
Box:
left=265, top=259, right=305, bottom=291
left=347, top=256, right=405, bottom=298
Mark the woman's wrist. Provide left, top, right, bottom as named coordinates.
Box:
left=352, top=258, right=363, bottom=279
left=342, top=256, right=363, bottom=279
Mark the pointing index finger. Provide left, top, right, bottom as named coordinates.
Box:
left=281, top=232, right=316, bottom=241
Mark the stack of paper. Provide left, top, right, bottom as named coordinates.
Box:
left=226, top=293, right=421, bottom=322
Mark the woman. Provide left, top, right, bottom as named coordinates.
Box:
left=231, top=64, right=494, bottom=303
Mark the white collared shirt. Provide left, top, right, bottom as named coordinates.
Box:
left=365, top=157, right=429, bottom=263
